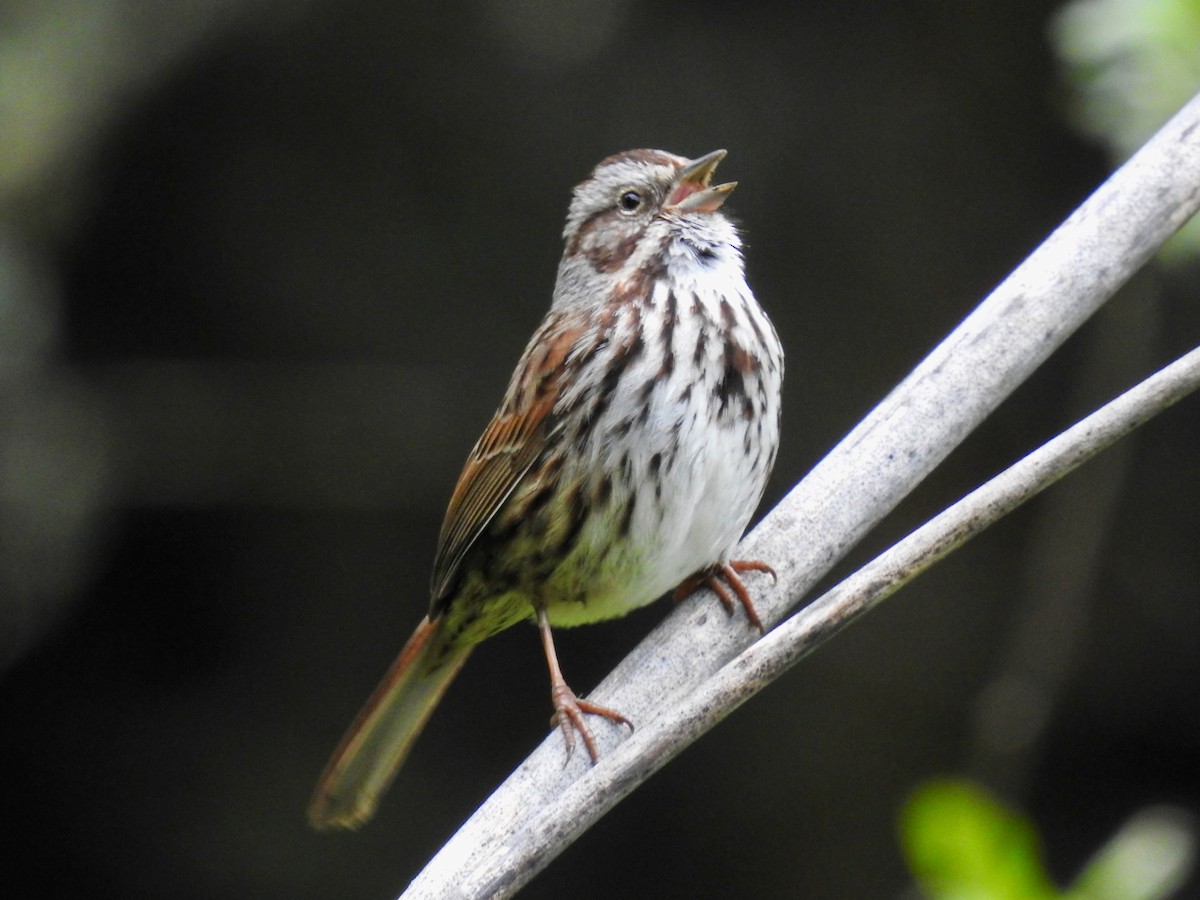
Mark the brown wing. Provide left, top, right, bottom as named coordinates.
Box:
left=428, top=311, right=586, bottom=606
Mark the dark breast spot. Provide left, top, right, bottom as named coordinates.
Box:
left=617, top=491, right=636, bottom=537
left=553, top=482, right=589, bottom=559
left=594, top=474, right=613, bottom=507
left=714, top=336, right=758, bottom=415
left=588, top=328, right=644, bottom=426
left=693, top=328, right=708, bottom=366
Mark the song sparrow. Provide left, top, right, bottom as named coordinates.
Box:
left=309, top=148, right=783, bottom=830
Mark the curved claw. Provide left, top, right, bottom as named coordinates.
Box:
left=550, top=684, right=633, bottom=763
left=673, top=559, right=776, bottom=633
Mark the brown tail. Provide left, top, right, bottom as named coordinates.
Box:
left=308, top=615, right=472, bottom=830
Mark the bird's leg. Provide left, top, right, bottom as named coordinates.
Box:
left=536, top=606, right=632, bottom=763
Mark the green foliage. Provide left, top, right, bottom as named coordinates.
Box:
left=1053, top=0, right=1200, bottom=263
left=900, top=780, right=1195, bottom=900
left=900, top=780, right=1058, bottom=900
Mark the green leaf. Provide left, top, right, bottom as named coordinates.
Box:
left=899, top=779, right=1060, bottom=900
left=1052, top=0, right=1200, bottom=264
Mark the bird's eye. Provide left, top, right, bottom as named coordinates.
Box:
left=617, top=190, right=643, bottom=213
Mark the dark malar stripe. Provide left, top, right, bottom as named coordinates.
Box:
left=567, top=207, right=643, bottom=273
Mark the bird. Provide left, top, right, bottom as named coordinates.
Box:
left=308, top=148, right=783, bottom=830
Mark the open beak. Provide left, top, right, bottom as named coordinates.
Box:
left=664, top=149, right=736, bottom=213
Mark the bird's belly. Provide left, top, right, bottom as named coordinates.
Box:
left=543, top=403, right=773, bottom=628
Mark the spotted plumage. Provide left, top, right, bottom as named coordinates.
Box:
left=309, top=149, right=783, bottom=831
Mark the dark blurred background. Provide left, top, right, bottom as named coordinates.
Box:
left=1, top=0, right=1198, bottom=897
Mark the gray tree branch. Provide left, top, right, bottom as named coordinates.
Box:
left=401, top=90, right=1200, bottom=899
